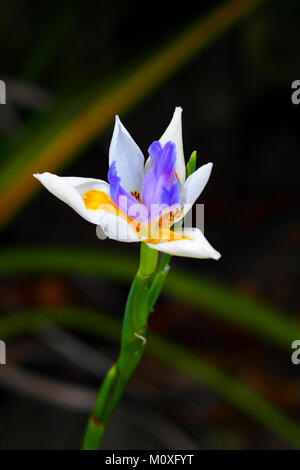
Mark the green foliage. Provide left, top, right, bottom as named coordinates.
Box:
left=0, top=0, right=268, bottom=226
left=186, top=151, right=197, bottom=178
left=0, top=306, right=299, bottom=449
left=21, top=2, right=79, bottom=82
left=0, top=246, right=298, bottom=349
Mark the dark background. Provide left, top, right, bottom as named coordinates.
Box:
left=0, top=0, right=299, bottom=450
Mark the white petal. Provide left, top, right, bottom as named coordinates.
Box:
left=181, top=163, right=213, bottom=218
left=33, top=172, right=110, bottom=225
left=109, top=115, right=144, bottom=194
left=96, top=212, right=141, bottom=243
left=146, top=227, right=221, bottom=260
left=159, top=107, right=185, bottom=184
left=62, top=176, right=111, bottom=196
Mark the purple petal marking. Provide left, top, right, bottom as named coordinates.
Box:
left=160, top=180, right=180, bottom=207
left=142, top=141, right=180, bottom=219
left=108, top=162, right=147, bottom=222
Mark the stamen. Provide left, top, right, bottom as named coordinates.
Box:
left=158, top=207, right=183, bottom=229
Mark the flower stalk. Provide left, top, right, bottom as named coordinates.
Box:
left=82, top=243, right=163, bottom=450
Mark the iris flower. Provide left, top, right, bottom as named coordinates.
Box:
left=34, top=107, right=220, bottom=260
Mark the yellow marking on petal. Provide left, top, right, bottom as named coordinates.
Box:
left=146, top=229, right=193, bottom=244
left=83, top=190, right=116, bottom=211
left=82, top=190, right=142, bottom=236
left=82, top=191, right=190, bottom=244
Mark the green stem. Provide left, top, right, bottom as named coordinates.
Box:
left=82, top=243, right=158, bottom=449
left=148, top=253, right=171, bottom=311
left=83, top=364, right=118, bottom=449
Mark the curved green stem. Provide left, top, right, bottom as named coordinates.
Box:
left=1, top=306, right=300, bottom=449
left=82, top=243, right=158, bottom=449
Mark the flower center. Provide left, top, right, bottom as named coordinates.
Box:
left=82, top=189, right=190, bottom=243
left=82, top=140, right=189, bottom=243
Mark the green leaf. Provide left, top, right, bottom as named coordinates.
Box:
left=0, top=246, right=298, bottom=349
left=0, top=306, right=299, bottom=449
left=0, top=0, right=268, bottom=227
left=21, top=2, right=79, bottom=82
left=186, top=151, right=197, bottom=178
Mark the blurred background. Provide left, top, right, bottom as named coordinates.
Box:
left=0, top=0, right=299, bottom=450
